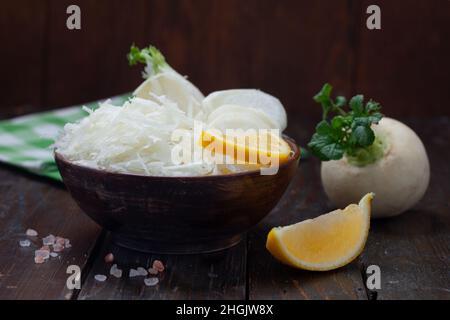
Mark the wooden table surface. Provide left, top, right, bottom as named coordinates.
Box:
left=0, top=117, right=449, bottom=300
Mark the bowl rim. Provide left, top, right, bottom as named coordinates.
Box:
left=54, top=135, right=300, bottom=180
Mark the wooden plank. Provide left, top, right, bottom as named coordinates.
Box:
left=1, top=1, right=449, bottom=119
left=360, top=118, right=450, bottom=300
left=44, top=0, right=149, bottom=108
left=236, top=0, right=355, bottom=121
left=0, top=165, right=102, bottom=300
left=248, top=118, right=367, bottom=300
left=141, top=0, right=355, bottom=120
left=78, top=233, right=246, bottom=300
left=42, top=0, right=356, bottom=118
left=249, top=118, right=450, bottom=300
left=0, top=0, right=47, bottom=115
left=353, top=0, right=450, bottom=117
left=247, top=159, right=367, bottom=300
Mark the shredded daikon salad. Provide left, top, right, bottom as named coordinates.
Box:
left=55, top=97, right=218, bottom=176
left=55, top=45, right=288, bottom=176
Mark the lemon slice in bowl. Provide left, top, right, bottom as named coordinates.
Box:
left=200, top=128, right=292, bottom=164
left=266, top=193, right=374, bottom=271
left=203, top=89, right=287, bottom=131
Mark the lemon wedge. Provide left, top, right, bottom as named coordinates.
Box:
left=266, top=193, right=373, bottom=271
left=200, top=129, right=291, bottom=164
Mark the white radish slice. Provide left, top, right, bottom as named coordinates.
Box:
left=134, top=72, right=204, bottom=118
left=202, top=89, right=287, bottom=131
left=206, top=104, right=278, bottom=132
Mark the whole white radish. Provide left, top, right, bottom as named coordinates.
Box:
left=308, top=84, right=430, bottom=218
left=321, top=117, right=430, bottom=218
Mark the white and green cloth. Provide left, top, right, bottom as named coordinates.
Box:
left=0, top=93, right=130, bottom=181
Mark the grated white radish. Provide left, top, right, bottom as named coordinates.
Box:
left=55, top=96, right=217, bottom=176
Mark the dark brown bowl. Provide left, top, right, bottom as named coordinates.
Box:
left=55, top=136, right=300, bottom=254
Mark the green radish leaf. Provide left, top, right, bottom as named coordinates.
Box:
left=349, top=94, right=364, bottom=115
left=365, top=100, right=381, bottom=112
left=313, top=83, right=334, bottom=119
left=350, top=125, right=375, bottom=147
left=127, top=44, right=167, bottom=74
left=308, top=84, right=383, bottom=163
left=335, top=96, right=347, bottom=107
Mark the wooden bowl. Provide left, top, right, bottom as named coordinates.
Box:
left=55, top=136, right=300, bottom=254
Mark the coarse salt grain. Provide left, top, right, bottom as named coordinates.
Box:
left=34, top=256, right=45, bottom=264
left=129, top=268, right=140, bottom=277
left=148, top=267, right=158, bottom=275
left=55, top=237, right=66, bottom=246
left=42, top=235, right=56, bottom=246
left=64, top=239, right=72, bottom=248
left=104, top=253, right=114, bottom=263
left=137, top=267, right=148, bottom=276
left=50, top=252, right=58, bottom=258
left=26, top=229, right=38, bottom=237
left=19, top=239, right=31, bottom=247
left=53, top=243, right=64, bottom=252
left=94, top=274, right=107, bottom=282
left=35, top=249, right=50, bottom=260
left=144, top=277, right=159, bottom=287
left=40, top=245, right=50, bottom=251
left=110, top=264, right=122, bottom=278
left=152, top=260, right=165, bottom=272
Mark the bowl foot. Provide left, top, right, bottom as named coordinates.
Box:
left=111, top=233, right=243, bottom=254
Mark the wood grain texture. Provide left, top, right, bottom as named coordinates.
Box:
left=0, top=118, right=449, bottom=300
left=3, top=1, right=449, bottom=118
left=78, top=233, right=246, bottom=300
left=0, top=0, right=47, bottom=115
left=44, top=0, right=148, bottom=108
left=247, top=123, right=367, bottom=300
left=0, top=165, right=102, bottom=300
left=359, top=118, right=450, bottom=300
left=249, top=118, right=450, bottom=300
left=54, top=139, right=299, bottom=254
left=41, top=0, right=355, bottom=120
left=353, top=0, right=450, bottom=117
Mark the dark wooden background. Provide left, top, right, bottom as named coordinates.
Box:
left=0, top=0, right=449, bottom=120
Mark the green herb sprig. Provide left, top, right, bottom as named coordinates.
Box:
left=127, top=44, right=167, bottom=75
left=307, top=83, right=383, bottom=162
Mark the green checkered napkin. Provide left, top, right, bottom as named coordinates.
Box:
left=0, top=93, right=131, bottom=181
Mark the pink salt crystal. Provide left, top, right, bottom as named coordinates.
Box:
left=148, top=267, right=158, bottom=275
left=55, top=237, right=66, bottom=246
left=35, top=251, right=48, bottom=258
left=53, top=243, right=64, bottom=252
left=26, top=229, right=38, bottom=237
left=104, top=253, right=114, bottom=263
left=152, top=260, right=165, bottom=272
left=35, top=249, right=50, bottom=260
left=34, top=256, right=45, bottom=264
left=40, top=245, right=50, bottom=251
left=42, top=234, right=55, bottom=246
